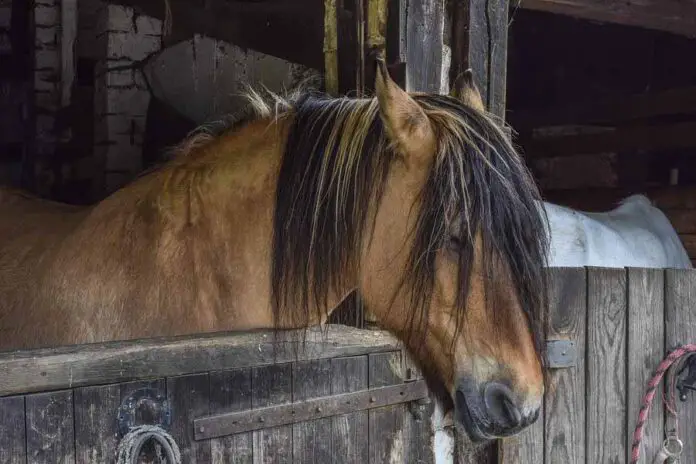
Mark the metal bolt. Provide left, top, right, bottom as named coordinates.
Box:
left=316, top=407, right=322, bottom=413
left=370, top=396, right=376, bottom=403
left=199, top=426, right=205, bottom=433
left=259, top=417, right=265, bottom=423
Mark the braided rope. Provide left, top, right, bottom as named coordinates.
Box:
left=630, top=344, right=696, bottom=464
left=116, top=425, right=182, bottom=464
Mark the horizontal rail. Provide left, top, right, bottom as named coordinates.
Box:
left=193, top=380, right=430, bottom=440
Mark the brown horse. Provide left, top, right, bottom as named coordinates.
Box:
left=0, top=59, right=548, bottom=444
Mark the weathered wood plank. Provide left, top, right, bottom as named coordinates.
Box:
left=209, top=369, right=253, bottom=464
left=168, top=373, right=211, bottom=463
left=26, top=390, right=75, bottom=464
left=74, top=379, right=166, bottom=463
left=292, top=359, right=333, bottom=463
left=73, top=384, right=120, bottom=464
left=587, top=267, right=627, bottom=463
left=403, top=351, right=434, bottom=464
left=252, top=363, right=293, bottom=464
left=0, top=396, right=26, bottom=464
left=627, top=268, right=664, bottom=463
left=449, top=0, right=510, bottom=118
left=120, top=379, right=168, bottom=462
left=544, top=267, right=587, bottom=464
left=331, top=355, right=369, bottom=464
left=665, top=269, right=696, bottom=463
left=368, top=350, right=405, bottom=463
left=405, top=0, right=444, bottom=93
left=0, top=325, right=400, bottom=397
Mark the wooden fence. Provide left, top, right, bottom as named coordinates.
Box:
left=499, top=267, right=696, bottom=464
left=0, top=326, right=436, bottom=463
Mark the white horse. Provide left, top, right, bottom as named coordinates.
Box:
left=542, top=194, right=692, bottom=269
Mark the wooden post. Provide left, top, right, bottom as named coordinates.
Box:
left=449, top=0, right=509, bottom=118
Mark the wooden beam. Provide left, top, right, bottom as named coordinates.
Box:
left=106, top=0, right=325, bottom=70
left=510, top=86, right=696, bottom=131
left=450, top=0, right=510, bottom=118
left=518, top=0, right=696, bottom=39
left=522, top=121, right=696, bottom=159
left=404, top=0, right=444, bottom=93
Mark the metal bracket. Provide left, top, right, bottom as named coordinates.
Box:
left=545, top=340, right=577, bottom=368
left=193, top=380, right=429, bottom=441
left=117, top=387, right=171, bottom=438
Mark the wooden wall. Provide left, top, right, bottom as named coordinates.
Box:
left=505, top=10, right=696, bottom=265
left=500, top=266, right=696, bottom=464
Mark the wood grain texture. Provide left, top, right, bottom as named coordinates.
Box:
left=0, top=396, right=26, bottom=464
left=544, top=267, right=587, bottom=464
left=627, top=268, right=664, bottom=463
left=450, top=0, right=510, bottom=118
left=587, top=267, right=627, bottom=464
left=73, top=384, right=120, bottom=464
left=368, top=350, right=405, bottom=463
left=209, top=368, right=253, bottom=464
left=26, top=390, right=75, bottom=464
left=331, top=355, right=369, bottom=464
left=405, top=0, right=444, bottom=93
left=498, top=414, right=544, bottom=464
left=167, top=373, right=211, bottom=463
left=252, top=363, right=293, bottom=464
left=292, top=359, right=333, bottom=463
left=0, top=325, right=400, bottom=397
left=665, top=269, right=696, bottom=464
left=75, top=379, right=167, bottom=463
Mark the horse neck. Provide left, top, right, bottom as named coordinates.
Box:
left=131, top=117, right=355, bottom=331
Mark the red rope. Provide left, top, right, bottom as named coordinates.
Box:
left=630, top=343, right=696, bottom=464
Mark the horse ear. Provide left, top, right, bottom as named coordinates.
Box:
left=374, top=56, right=433, bottom=158
left=451, top=69, right=485, bottom=112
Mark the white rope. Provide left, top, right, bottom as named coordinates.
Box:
left=116, top=425, right=182, bottom=464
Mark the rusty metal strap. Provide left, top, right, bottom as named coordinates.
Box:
left=193, top=379, right=429, bottom=440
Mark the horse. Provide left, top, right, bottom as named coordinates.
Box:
left=543, top=195, right=693, bottom=269
left=0, top=58, right=550, bottom=445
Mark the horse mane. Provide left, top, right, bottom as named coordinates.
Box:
left=159, top=85, right=549, bottom=358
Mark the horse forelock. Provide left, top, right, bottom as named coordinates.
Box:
left=266, top=88, right=549, bottom=360
left=411, top=94, right=550, bottom=361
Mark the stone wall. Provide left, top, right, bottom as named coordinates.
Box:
left=33, top=0, right=62, bottom=193
left=92, top=3, right=162, bottom=195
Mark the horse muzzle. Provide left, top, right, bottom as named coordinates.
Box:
left=453, top=377, right=541, bottom=442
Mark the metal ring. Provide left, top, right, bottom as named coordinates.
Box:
left=662, top=436, right=684, bottom=456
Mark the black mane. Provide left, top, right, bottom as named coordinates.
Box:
left=270, top=90, right=549, bottom=360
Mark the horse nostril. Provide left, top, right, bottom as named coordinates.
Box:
left=483, top=382, right=523, bottom=430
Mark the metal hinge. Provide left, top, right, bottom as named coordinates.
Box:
left=545, top=339, right=577, bottom=368
left=193, top=380, right=429, bottom=441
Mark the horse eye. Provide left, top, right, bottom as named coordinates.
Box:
left=449, top=236, right=464, bottom=248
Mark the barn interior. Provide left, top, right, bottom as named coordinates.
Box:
left=2, top=1, right=695, bottom=269
left=1, top=1, right=695, bottom=462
